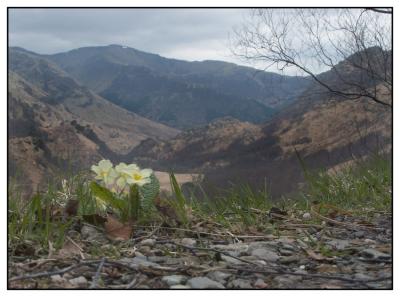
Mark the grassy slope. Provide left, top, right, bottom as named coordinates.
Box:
left=8, top=153, right=391, bottom=256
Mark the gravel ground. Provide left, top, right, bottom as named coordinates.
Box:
left=8, top=211, right=392, bottom=289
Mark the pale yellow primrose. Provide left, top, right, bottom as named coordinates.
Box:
left=115, top=162, right=140, bottom=190
left=91, top=159, right=118, bottom=186
left=128, top=168, right=153, bottom=186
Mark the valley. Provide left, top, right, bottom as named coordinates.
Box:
left=8, top=45, right=391, bottom=197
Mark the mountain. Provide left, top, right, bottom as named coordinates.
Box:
left=44, top=45, right=309, bottom=128
left=132, top=117, right=265, bottom=171
left=8, top=48, right=179, bottom=193
left=132, top=49, right=392, bottom=197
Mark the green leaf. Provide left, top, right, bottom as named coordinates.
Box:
left=169, top=172, right=188, bottom=224
left=89, top=182, right=126, bottom=212
left=169, top=173, right=185, bottom=207
left=139, top=174, right=160, bottom=213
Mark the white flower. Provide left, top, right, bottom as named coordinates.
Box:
left=127, top=168, right=153, bottom=186
left=114, top=162, right=140, bottom=190
left=91, top=159, right=117, bottom=186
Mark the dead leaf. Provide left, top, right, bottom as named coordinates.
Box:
left=105, top=215, right=133, bottom=241
left=14, top=242, right=36, bottom=257
left=64, top=199, right=79, bottom=217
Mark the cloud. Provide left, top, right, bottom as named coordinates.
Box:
left=8, top=8, right=248, bottom=63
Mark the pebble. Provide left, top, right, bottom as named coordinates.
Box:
left=360, top=248, right=391, bottom=260
left=69, top=276, right=88, bottom=287
left=251, top=248, right=280, bottom=262
left=187, top=277, right=225, bottom=289
left=81, top=225, right=108, bottom=243
left=302, top=212, right=312, bottom=220
left=170, top=285, right=191, bottom=289
left=121, top=256, right=160, bottom=269
left=354, top=273, right=373, bottom=281
left=50, top=274, right=65, bottom=283
left=254, top=278, right=269, bottom=289
left=228, top=279, right=253, bottom=289
left=273, top=275, right=302, bottom=287
left=207, top=271, right=232, bottom=284
left=221, top=254, right=243, bottom=265
left=211, top=243, right=249, bottom=256
left=140, top=238, right=156, bottom=247
left=353, top=231, right=366, bottom=238
left=279, top=255, right=300, bottom=264
left=138, top=245, right=152, bottom=255
left=279, top=248, right=294, bottom=256
left=181, top=238, right=197, bottom=247
left=161, top=275, right=187, bottom=286
left=326, top=239, right=350, bottom=251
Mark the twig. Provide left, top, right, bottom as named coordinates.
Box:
left=16, top=259, right=59, bottom=272
left=66, top=236, right=85, bottom=259
left=9, top=260, right=102, bottom=282
left=310, top=206, right=384, bottom=231
left=158, top=240, right=263, bottom=267
left=89, top=257, right=106, bottom=289
left=132, top=223, right=163, bottom=243
left=138, top=225, right=282, bottom=239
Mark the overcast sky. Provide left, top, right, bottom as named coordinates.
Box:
left=8, top=8, right=391, bottom=76
left=9, top=9, right=257, bottom=65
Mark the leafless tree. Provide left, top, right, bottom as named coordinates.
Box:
left=232, top=8, right=392, bottom=107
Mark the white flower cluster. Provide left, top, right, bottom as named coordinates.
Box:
left=91, top=159, right=153, bottom=194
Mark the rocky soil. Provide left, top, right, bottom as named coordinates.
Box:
left=8, top=211, right=392, bottom=289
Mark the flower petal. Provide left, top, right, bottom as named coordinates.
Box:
left=140, top=169, right=153, bottom=178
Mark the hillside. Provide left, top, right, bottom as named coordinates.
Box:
left=8, top=48, right=179, bottom=192
left=133, top=49, right=392, bottom=196
left=44, top=45, right=309, bottom=128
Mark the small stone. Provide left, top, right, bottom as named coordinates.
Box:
left=207, top=271, right=232, bottom=284
left=221, top=254, right=243, bottom=265
left=317, top=264, right=340, bottom=274
left=360, top=248, right=391, bottom=260
left=51, top=274, right=65, bottom=283
left=187, top=277, right=225, bottom=289
left=161, top=275, right=188, bottom=286
left=138, top=245, right=152, bottom=255
left=81, top=225, right=108, bottom=243
left=181, top=238, right=196, bottom=247
left=354, top=273, right=373, bottom=281
left=353, top=231, right=366, bottom=238
left=326, top=239, right=350, bottom=251
left=170, top=285, right=191, bottom=289
left=120, top=256, right=160, bottom=269
left=279, top=248, right=294, bottom=256
left=299, top=265, right=306, bottom=270
left=228, top=279, right=253, bottom=289
left=279, top=255, right=300, bottom=264
left=251, top=248, right=279, bottom=262
left=248, top=241, right=277, bottom=253
left=273, top=275, right=302, bottom=287
left=140, top=238, right=156, bottom=247
left=254, top=278, right=268, bottom=289
left=302, top=212, right=312, bottom=220
left=211, top=243, right=249, bottom=256
left=69, top=276, right=88, bottom=287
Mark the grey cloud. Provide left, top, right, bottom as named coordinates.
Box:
left=9, top=8, right=248, bottom=62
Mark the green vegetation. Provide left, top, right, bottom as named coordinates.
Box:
left=297, top=154, right=392, bottom=213
left=8, top=154, right=392, bottom=257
